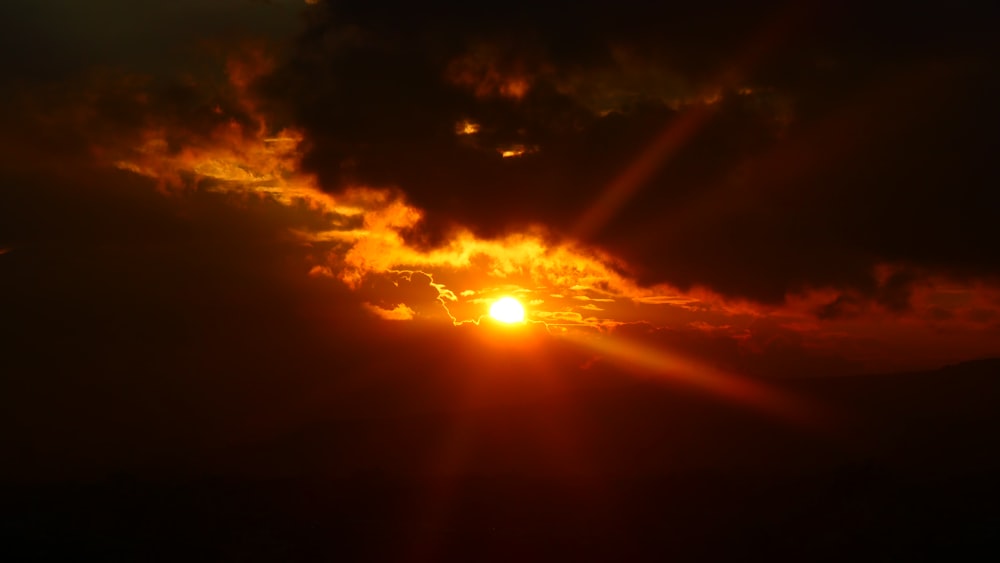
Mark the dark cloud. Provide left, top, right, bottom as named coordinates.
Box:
left=0, top=0, right=302, bottom=84
left=263, top=0, right=1000, bottom=303
left=0, top=162, right=343, bottom=475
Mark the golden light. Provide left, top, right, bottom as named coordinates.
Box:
left=489, top=297, right=526, bottom=324
left=456, top=120, right=480, bottom=135
left=500, top=145, right=526, bottom=158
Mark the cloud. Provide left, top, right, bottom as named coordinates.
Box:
left=365, top=302, right=416, bottom=321
left=259, top=0, right=999, bottom=310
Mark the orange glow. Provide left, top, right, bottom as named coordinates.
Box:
left=107, top=89, right=699, bottom=330
left=500, top=145, right=526, bottom=158
left=489, top=297, right=526, bottom=324
left=455, top=120, right=480, bottom=135
left=93, top=49, right=713, bottom=335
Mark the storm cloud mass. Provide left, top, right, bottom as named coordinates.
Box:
left=266, top=0, right=999, bottom=303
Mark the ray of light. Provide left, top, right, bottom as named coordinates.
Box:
left=572, top=105, right=711, bottom=241
left=395, top=331, right=616, bottom=560
left=562, top=330, right=830, bottom=429
left=571, top=3, right=809, bottom=241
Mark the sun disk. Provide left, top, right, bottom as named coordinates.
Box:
left=489, top=297, right=525, bottom=324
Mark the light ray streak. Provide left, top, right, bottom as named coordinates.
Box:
left=561, top=331, right=829, bottom=428
left=572, top=2, right=810, bottom=241
left=572, top=105, right=710, bottom=241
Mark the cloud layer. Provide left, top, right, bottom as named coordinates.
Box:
left=261, top=0, right=999, bottom=306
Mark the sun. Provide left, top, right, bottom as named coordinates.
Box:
left=489, top=296, right=526, bottom=324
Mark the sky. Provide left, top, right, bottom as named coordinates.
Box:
left=1, top=0, right=999, bottom=481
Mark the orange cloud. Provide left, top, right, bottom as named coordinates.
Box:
left=445, top=45, right=537, bottom=100
left=364, top=303, right=416, bottom=321
left=83, top=47, right=1000, bottom=375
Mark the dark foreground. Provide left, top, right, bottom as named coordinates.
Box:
left=5, top=360, right=1000, bottom=562
left=6, top=468, right=1000, bottom=562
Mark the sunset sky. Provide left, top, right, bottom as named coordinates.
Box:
left=2, top=0, right=999, bottom=489
left=4, top=2, right=1000, bottom=560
